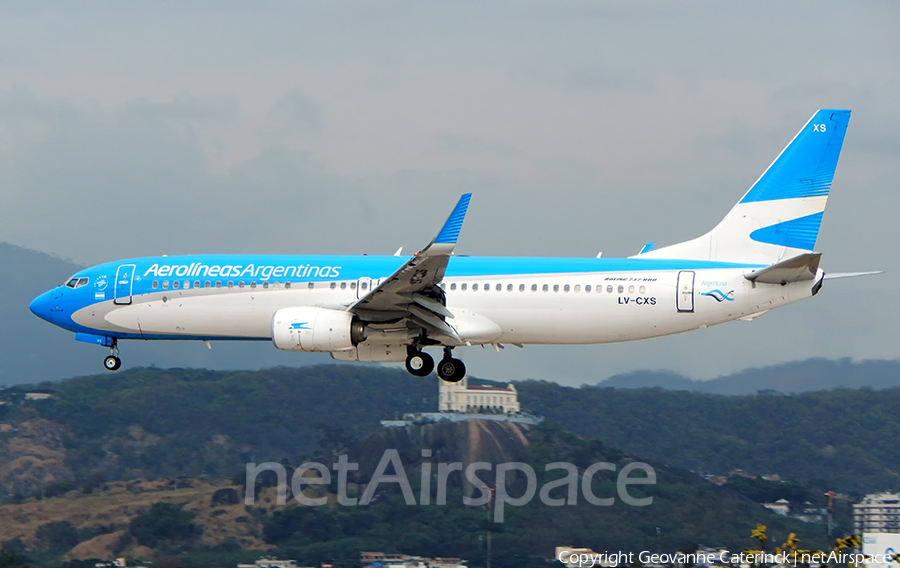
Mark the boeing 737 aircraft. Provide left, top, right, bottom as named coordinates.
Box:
left=31, top=109, right=876, bottom=382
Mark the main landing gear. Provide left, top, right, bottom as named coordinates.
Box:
left=405, top=346, right=434, bottom=377
left=404, top=346, right=466, bottom=383
left=103, top=338, right=121, bottom=371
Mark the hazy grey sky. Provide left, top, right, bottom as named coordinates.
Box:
left=2, top=2, right=898, bottom=385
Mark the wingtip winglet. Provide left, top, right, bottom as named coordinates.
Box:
left=433, top=193, right=472, bottom=245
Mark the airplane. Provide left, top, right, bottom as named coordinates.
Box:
left=31, top=109, right=878, bottom=382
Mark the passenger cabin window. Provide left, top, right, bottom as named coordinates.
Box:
left=263, top=282, right=269, bottom=289
left=553, top=284, right=560, bottom=292
left=215, top=281, right=222, bottom=288
left=617, top=285, right=624, bottom=293
left=162, top=281, right=169, bottom=289
left=564, top=284, right=570, bottom=292
left=152, top=281, right=159, bottom=289
left=639, top=285, right=646, bottom=294
left=461, top=283, right=467, bottom=291
left=450, top=283, right=457, bottom=291
left=519, top=284, right=525, bottom=292
left=330, top=282, right=336, bottom=289
left=607, top=285, right=614, bottom=293
left=173, top=281, right=180, bottom=289
left=308, top=282, right=314, bottom=289
left=194, top=281, right=200, bottom=289
left=473, top=283, right=479, bottom=291
left=542, top=284, right=549, bottom=292
left=285, top=282, right=292, bottom=289
left=341, top=282, right=347, bottom=290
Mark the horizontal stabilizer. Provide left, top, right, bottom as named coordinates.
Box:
left=744, top=253, right=821, bottom=284
left=823, top=271, right=883, bottom=280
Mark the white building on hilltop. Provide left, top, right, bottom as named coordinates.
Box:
left=439, top=375, right=520, bottom=414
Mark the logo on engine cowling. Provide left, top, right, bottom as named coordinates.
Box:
left=289, top=322, right=311, bottom=330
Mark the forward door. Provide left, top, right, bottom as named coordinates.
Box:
left=114, top=264, right=136, bottom=305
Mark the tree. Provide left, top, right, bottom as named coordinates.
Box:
left=36, top=521, right=80, bottom=551
left=128, top=503, right=203, bottom=548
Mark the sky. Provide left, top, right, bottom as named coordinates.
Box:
left=1, top=2, right=898, bottom=386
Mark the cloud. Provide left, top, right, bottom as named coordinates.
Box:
left=2, top=2, right=899, bottom=385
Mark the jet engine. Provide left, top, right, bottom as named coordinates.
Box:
left=272, top=307, right=366, bottom=352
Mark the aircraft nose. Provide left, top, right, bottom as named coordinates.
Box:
left=30, top=291, right=57, bottom=323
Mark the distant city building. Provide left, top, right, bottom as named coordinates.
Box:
left=238, top=559, right=308, bottom=568
left=854, top=493, right=900, bottom=534
left=439, top=375, right=520, bottom=414
left=763, top=498, right=790, bottom=516
left=555, top=547, right=613, bottom=568
left=360, top=551, right=465, bottom=568
left=24, top=392, right=53, bottom=400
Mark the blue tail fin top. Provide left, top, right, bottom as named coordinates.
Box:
left=739, top=109, right=850, bottom=204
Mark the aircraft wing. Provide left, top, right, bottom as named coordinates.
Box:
left=349, top=194, right=472, bottom=342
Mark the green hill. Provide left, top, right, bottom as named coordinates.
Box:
left=518, top=380, right=900, bottom=496
left=3, top=364, right=900, bottom=498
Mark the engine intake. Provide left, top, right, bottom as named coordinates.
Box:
left=272, top=307, right=366, bottom=352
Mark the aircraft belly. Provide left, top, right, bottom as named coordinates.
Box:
left=99, top=293, right=267, bottom=337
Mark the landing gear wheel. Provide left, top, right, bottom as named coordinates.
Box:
left=104, top=338, right=121, bottom=371
left=405, top=351, right=434, bottom=377
left=437, top=357, right=466, bottom=383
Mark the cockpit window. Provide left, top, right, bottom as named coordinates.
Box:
left=65, top=277, right=90, bottom=289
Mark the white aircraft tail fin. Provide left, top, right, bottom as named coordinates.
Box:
left=638, top=109, right=851, bottom=265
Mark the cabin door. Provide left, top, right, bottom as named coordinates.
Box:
left=114, top=264, right=136, bottom=305
left=357, top=277, right=373, bottom=299
left=676, top=270, right=695, bottom=313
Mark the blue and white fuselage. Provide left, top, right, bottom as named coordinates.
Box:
left=30, top=110, right=873, bottom=380
left=30, top=254, right=789, bottom=343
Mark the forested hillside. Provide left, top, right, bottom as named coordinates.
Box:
left=520, top=382, right=900, bottom=495
left=3, top=364, right=899, bottom=499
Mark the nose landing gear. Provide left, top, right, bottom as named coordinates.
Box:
left=103, top=339, right=121, bottom=371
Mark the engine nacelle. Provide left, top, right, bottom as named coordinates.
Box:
left=272, top=307, right=366, bottom=352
